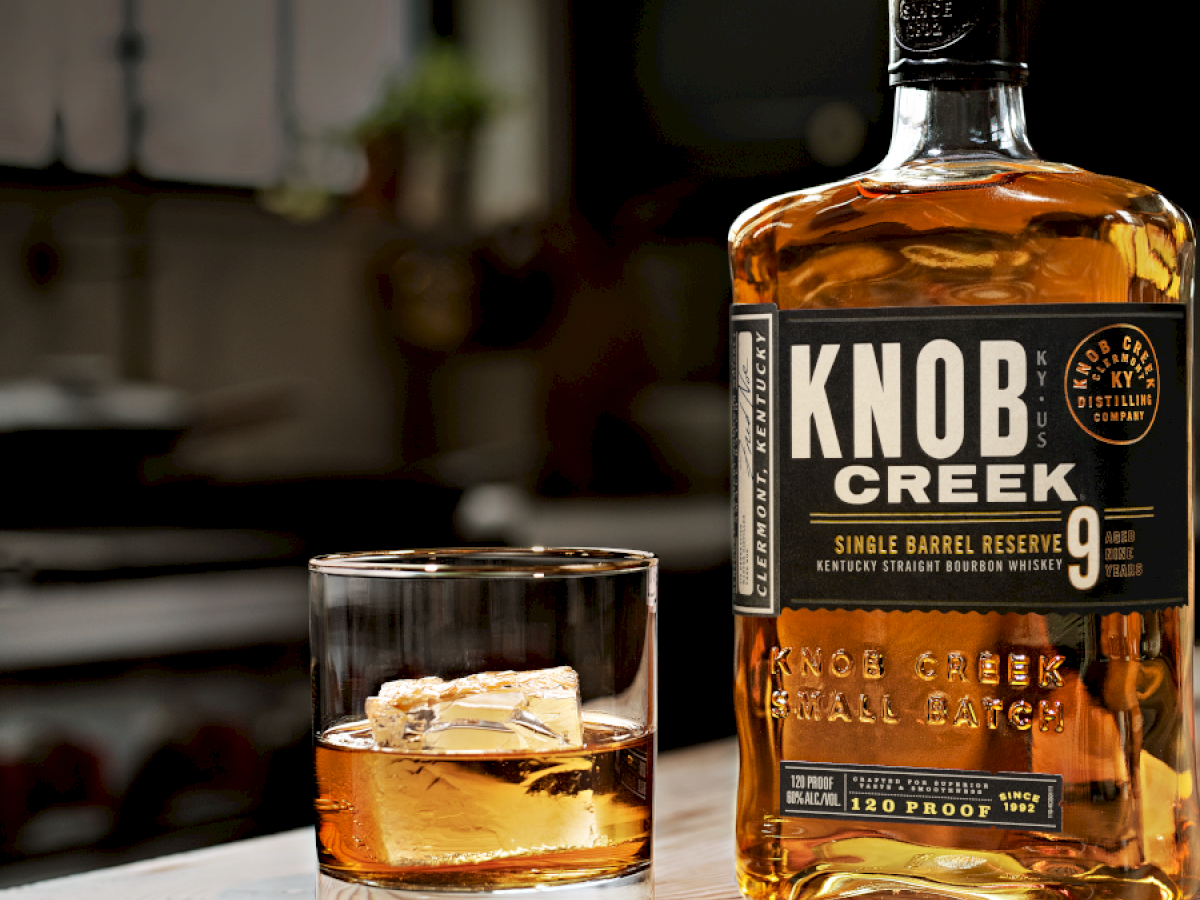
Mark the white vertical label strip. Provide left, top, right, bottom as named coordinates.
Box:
left=736, top=330, right=754, bottom=596
left=732, top=309, right=775, bottom=615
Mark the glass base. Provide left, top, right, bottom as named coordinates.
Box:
left=317, top=869, right=653, bottom=899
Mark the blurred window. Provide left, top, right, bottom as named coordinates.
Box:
left=0, top=0, right=411, bottom=190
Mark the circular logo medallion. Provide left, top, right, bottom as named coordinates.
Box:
left=895, top=0, right=979, bottom=52
left=1064, top=324, right=1160, bottom=444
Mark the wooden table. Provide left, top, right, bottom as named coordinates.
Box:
left=0, top=739, right=742, bottom=899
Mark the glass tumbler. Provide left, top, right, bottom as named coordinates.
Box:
left=310, top=548, right=657, bottom=899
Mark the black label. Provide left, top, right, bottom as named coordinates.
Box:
left=780, top=761, right=1062, bottom=832
left=731, top=303, right=1188, bottom=616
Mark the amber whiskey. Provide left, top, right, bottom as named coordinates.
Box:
left=729, top=3, right=1199, bottom=900
left=315, top=713, right=652, bottom=892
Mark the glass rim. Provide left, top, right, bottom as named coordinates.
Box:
left=309, top=547, right=657, bottom=578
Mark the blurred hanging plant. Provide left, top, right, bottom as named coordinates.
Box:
left=260, top=42, right=500, bottom=223
left=354, top=42, right=501, bottom=146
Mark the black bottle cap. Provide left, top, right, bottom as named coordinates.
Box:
left=889, top=0, right=1028, bottom=86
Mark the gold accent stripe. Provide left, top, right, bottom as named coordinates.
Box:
left=810, top=510, right=1062, bottom=520
left=810, top=517, right=1065, bottom=526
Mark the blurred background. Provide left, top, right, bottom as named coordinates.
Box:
left=0, top=0, right=1194, bottom=887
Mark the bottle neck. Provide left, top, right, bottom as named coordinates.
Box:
left=878, top=82, right=1036, bottom=169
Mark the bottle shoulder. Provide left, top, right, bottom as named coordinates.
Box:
left=730, top=159, right=1191, bottom=247
left=728, top=159, right=1194, bottom=309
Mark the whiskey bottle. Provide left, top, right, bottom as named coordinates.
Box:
left=728, top=3, right=1200, bottom=900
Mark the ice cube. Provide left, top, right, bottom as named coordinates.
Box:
left=365, top=666, right=584, bottom=751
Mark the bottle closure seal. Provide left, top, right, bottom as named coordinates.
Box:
left=889, top=0, right=1029, bottom=86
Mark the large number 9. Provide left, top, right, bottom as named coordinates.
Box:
left=1067, top=505, right=1100, bottom=591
